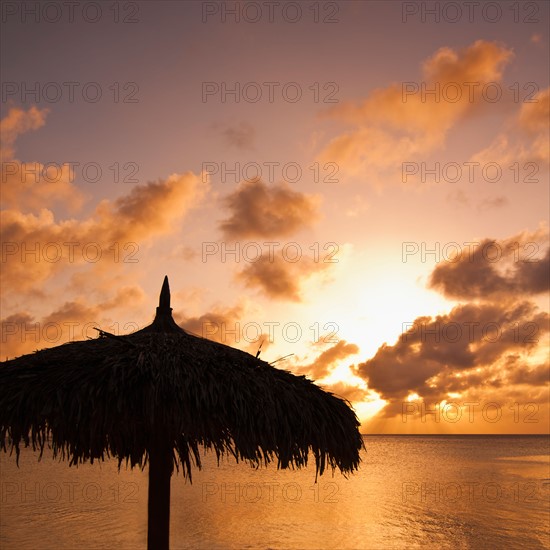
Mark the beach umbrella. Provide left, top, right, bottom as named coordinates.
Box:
left=1, top=277, right=363, bottom=549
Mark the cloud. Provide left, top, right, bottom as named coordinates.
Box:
left=0, top=106, right=48, bottom=161
left=477, top=196, right=508, bottom=211
left=448, top=191, right=509, bottom=211
left=168, top=244, right=199, bottom=261
left=0, top=312, right=35, bottom=359
left=354, top=300, right=549, bottom=414
left=353, top=228, right=550, bottom=424
left=518, top=87, right=549, bottom=135
left=175, top=303, right=273, bottom=356
left=447, top=189, right=470, bottom=207
left=1, top=107, right=85, bottom=211
left=219, top=178, right=320, bottom=239
left=297, top=339, right=360, bottom=379
left=103, top=172, right=207, bottom=238
left=176, top=304, right=244, bottom=340
left=433, top=356, right=550, bottom=393
left=1, top=285, right=146, bottom=359
left=428, top=229, right=549, bottom=301
left=218, top=178, right=330, bottom=302
left=1, top=107, right=211, bottom=295
left=321, top=381, right=369, bottom=403
left=506, top=361, right=549, bottom=386
left=236, top=254, right=330, bottom=302
left=216, top=121, right=256, bottom=150
left=1, top=172, right=208, bottom=292
left=318, top=40, right=514, bottom=179
left=345, top=194, right=369, bottom=217
left=471, top=86, right=549, bottom=166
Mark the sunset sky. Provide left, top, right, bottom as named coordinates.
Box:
left=1, top=0, right=549, bottom=434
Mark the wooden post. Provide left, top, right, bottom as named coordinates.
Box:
left=147, top=441, right=172, bottom=550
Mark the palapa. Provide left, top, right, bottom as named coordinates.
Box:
left=1, top=276, right=363, bottom=549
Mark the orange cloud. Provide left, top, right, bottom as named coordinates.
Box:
left=321, top=381, right=369, bottom=403
left=471, top=87, right=549, bottom=166
left=1, top=285, right=146, bottom=359
left=319, top=40, right=514, bottom=178
left=297, top=339, right=360, bottom=379
left=1, top=107, right=85, bottom=211
left=0, top=106, right=48, bottom=161
left=1, top=172, right=207, bottom=292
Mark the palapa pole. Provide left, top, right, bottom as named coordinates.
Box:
left=146, top=276, right=175, bottom=550
left=147, top=438, right=172, bottom=550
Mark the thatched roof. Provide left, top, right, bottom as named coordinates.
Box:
left=0, top=277, right=363, bottom=480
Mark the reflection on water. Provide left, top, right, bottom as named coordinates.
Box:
left=1, top=436, right=549, bottom=549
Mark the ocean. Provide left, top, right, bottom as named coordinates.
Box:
left=1, top=435, right=549, bottom=549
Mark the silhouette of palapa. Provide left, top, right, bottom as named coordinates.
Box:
left=0, top=277, right=363, bottom=550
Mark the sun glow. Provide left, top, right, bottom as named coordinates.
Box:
left=331, top=264, right=453, bottom=359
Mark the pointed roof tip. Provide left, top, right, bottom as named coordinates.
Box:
left=158, top=275, right=171, bottom=312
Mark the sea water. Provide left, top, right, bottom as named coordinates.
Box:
left=1, top=435, right=549, bottom=549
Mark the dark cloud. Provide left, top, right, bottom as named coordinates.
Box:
left=428, top=233, right=549, bottom=300
left=354, top=229, right=550, bottom=422
left=219, top=179, right=320, bottom=239
left=354, top=301, right=549, bottom=411
left=176, top=305, right=243, bottom=340
left=176, top=304, right=272, bottom=355
left=236, top=254, right=330, bottom=302
left=424, top=355, right=549, bottom=398
left=218, top=122, right=256, bottom=150
left=505, top=362, right=550, bottom=387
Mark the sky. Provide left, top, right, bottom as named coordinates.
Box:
left=1, top=0, right=549, bottom=434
